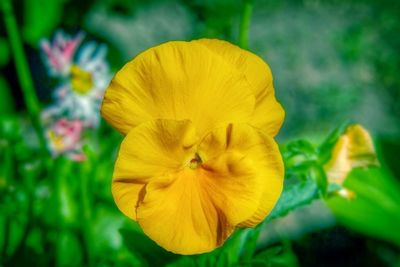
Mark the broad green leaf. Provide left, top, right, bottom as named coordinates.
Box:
left=327, top=168, right=400, bottom=247
left=268, top=178, right=319, bottom=220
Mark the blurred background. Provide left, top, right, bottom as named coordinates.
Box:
left=0, top=0, right=400, bottom=266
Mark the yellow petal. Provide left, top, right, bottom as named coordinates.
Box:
left=101, top=40, right=255, bottom=137
left=346, top=125, right=378, bottom=167
left=196, top=39, right=285, bottom=136
left=324, top=135, right=352, bottom=185
left=199, top=123, right=284, bottom=227
left=112, top=119, right=198, bottom=220
left=136, top=123, right=283, bottom=254
left=136, top=171, right=235, bottom=255
left=236, top=135, right=284, bottom=227
left=324, top=124, right=379, bottom=185
left=111, top=182, right=144, bottom=221
left=199, top=151, right=262, bottom=226
left=249, top=87, right=285, bottom=137
left=195, top=39, right=270, bottom=98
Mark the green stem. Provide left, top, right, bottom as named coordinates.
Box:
left=79, top=162, right=94, bottom=267
left=1, top=0, right=47, bottom=153
left=238, top=0, right=254, bottom=49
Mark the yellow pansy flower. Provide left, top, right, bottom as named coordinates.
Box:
left=324, top=124, right=379, bottom=198
left=101, top=39, right=285, bottom=254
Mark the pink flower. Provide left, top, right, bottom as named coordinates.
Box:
left=45, top=118, right=86, bottom=161
left=40, top=31, right=85, bottom=77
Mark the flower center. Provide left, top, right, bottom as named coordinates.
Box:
left=188, top=154, right=202, bottom=170
left=47, top=130, right=65, bottom=151
left=70, top=64, right=93, bottom=94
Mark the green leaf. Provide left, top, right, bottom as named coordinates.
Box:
left=326, top=168, right=400, bottom=247
left=268, top=178, right=319, bottom=220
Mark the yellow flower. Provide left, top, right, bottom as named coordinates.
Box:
left=101, top=39, right=285, bottom=254
left=324, top=124, right=379, bottom=198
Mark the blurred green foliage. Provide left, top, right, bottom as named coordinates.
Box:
left=1, top=0, right=400, bottom=266
left=0, top=37, right=10, bottom=66
left=327, top=168, right=400, bottom=247
left=22, top=0, right=64, bottom=45
left=0, top=77, right=14, bottom=114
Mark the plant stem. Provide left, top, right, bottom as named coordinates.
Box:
left=1, top=0, right=47, bottom=153
left=238, top=0, right=254, bottom=49
left=79, top=161, right=94, bottom=267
